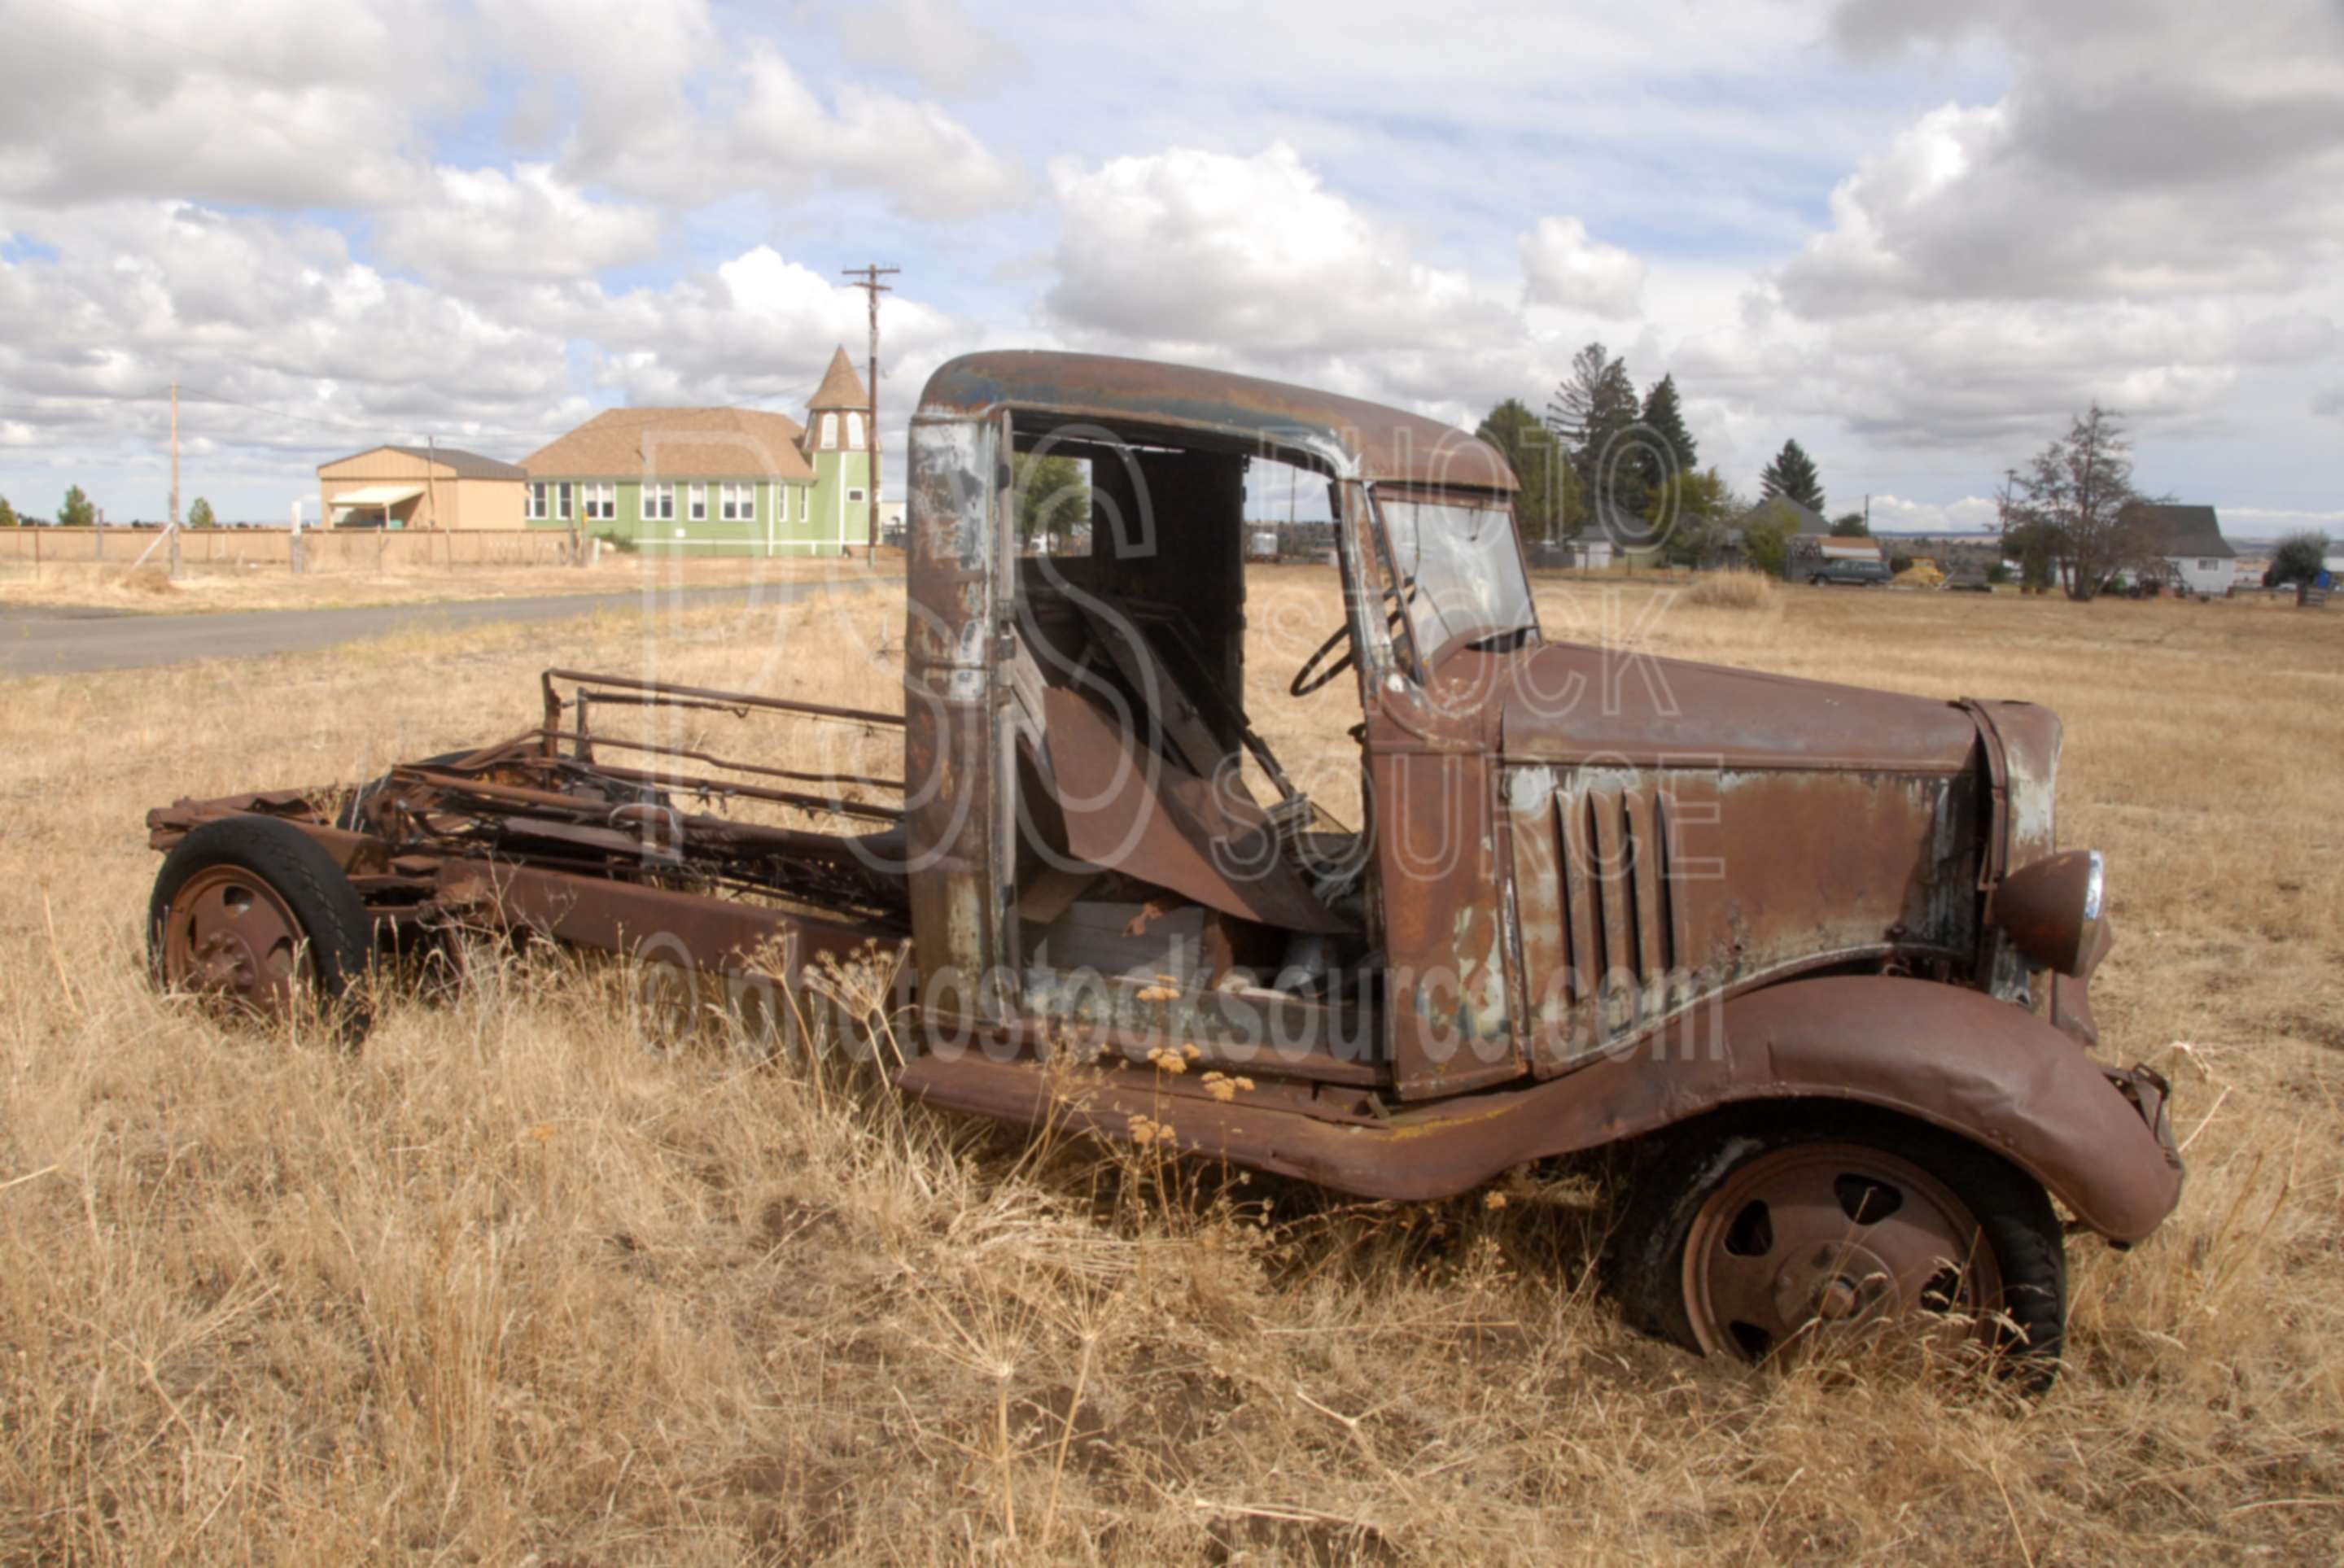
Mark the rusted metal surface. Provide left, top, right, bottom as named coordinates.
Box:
left=919, top=351, right=1518, bottom=493
left=1039, top=685, right=1347, bottom=935
left=1680, top=1140, right=2004, bottom=1360
left=902, top=974, right=2182, bottom=1241
left=156, top=862, right=313, bottom=1011
left=147, top=348, right=2181, bottom=1288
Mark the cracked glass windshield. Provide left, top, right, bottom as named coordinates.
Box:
left=1375, top=489, right=1538, bottom=666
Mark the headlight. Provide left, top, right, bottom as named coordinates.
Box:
left=1992, top=849, right=2106, bottom=976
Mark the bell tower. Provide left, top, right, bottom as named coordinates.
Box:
left=804, top=345, right=872, bottom=555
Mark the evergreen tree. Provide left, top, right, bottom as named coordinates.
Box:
left=1639, top=373, right=1699, bottom=478
left=1545, top=343, right=1644, bottom=537
left=1477, top=399, right=1576, bottom=541
left=56, top=485, right=94, bottom=527
left=1758, top=440, right=1825, bottom=514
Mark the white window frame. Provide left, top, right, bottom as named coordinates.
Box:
left=644, top=483, right=675, bottom=522
left=820, top=413, right=838, bottom=449
left=556, top=482, right=573, bottom=521
left=527, top=482, right=547, bottom=521
left=846, top=412, right=864, bottom=448
left=848, top=487, right=865, bottom=503
left=689, top=484, right=706, bottom=522
left=720, top=482, right=754, bottom=522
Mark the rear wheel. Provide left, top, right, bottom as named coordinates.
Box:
left=1616, top=1111, right=2066, bottom=1382
left=149, top=816, right=374, bottom=1040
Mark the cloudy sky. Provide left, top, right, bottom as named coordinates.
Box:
left=1, top=0, right=2338, bottom=534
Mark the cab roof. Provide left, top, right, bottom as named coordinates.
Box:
left=915, top=351, right=1518, bottom=493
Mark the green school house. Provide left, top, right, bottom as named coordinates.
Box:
left=520, top=347, right=874, bottom=556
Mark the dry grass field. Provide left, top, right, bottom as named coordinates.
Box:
left=2, top=567, right=2340, bottom=1562
left=0, top=552, right=877, bottom=616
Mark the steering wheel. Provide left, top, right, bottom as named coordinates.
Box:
left=1289, top=578, right=1417, bottom=698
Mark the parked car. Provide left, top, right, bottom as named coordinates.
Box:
left=1802, top=554, right=1891, bottom=587
left=142, top=351, right=2180, bottom=1382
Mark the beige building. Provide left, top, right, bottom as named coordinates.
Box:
left=317, top=444, right=527, bottom=530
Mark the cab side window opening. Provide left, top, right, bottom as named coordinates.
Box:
left=997, top=425, right=1378, bottom=1053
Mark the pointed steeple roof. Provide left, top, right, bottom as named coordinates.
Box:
left=808, top=346, right=869, bottom=412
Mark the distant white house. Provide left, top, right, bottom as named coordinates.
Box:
left=2132, top=504, right=2235, bottom=595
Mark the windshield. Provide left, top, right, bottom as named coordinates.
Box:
left=1373, top=488, right=1537, bottom=665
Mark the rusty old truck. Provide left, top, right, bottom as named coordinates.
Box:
left=145, top=351, right=2181, bottom=1375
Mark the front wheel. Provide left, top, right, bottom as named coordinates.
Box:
left=1614, top=1111, right=2066, bottom=1382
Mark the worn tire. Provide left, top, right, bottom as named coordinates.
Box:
left=1614, top=1107, right=2066, bottom=1383
left=149, top=815, right=375, bottom=1042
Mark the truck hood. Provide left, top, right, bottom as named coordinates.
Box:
left=1482, top=640, right=1983, bottom=774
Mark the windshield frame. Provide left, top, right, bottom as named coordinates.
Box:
left=1367, top=482, right=1540, bottom=675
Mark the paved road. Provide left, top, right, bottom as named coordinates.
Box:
left=1, top=580, right=880, bottom=676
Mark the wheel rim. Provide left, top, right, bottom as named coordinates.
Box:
left=160, top=864, right=313, bottom=1015
left=1682, top=1142, right=2002, bottom=1363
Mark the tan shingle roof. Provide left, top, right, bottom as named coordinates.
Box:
left=807, top=347, right=870, bottom=413
left=523, top=408, right=813, bottom=481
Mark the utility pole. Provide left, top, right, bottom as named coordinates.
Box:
left=168, top=380, right=182, bottom=579
left=841, top=264, right=898, bottom=558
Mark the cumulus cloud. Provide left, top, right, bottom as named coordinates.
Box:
left=373, top=165, right=658, bottom=283
left=0, top=200, right=574, bottom=461
left=1790, top=0, right=2344, bottom=313
left=723, top=46, right=1026, bottom=220
left=0, top=0, right=1028, bottom=225
left=0, top=0, right=449, bottom=208
left=541, top=247, right=961, bottom=408
left=1045, top=144, right=1512, bottom=357
left=1520, top=216, right=1645, bottom=319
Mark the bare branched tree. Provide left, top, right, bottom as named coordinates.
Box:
left=2006, top=404, right=2158, bottom=602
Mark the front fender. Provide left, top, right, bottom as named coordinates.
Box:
left=899, top=977, right=2184, bottom=1233
left=1688, top=976, right=2183, bottom=1241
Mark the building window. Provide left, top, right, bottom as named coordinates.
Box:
left=820, top=413, right=838, bottom=449
left=2198, top=557, right=2215, bottom=569
left=798, top=485, right=807, bottom=521
left=846, top=412, right=864, bottom=448
left=689, top=484, right=706, bottom=522
left=721, top=482, right=754, bottom=522
left=644, top=483, right=675, bottom=522
left=527, top=483, right=548, bottom=521
left=848, top=488, right=865, bottom=503
left=557, top=483, right=573, bottom=521
left=581, top=482, right=616, bottom=522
